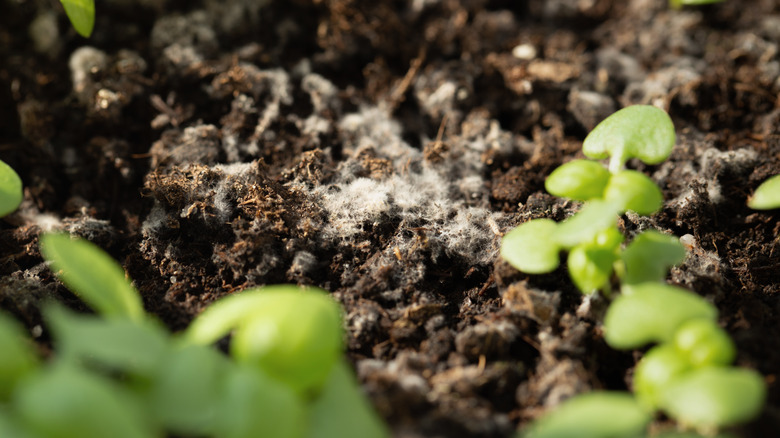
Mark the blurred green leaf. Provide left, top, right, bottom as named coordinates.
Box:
left=46, top=305, right=168, bottom=377
left=521, top=391, right=651, bottom=438
left=748, top=174, right=780, bottom=210
left=620, top=231, right=686, bottom=286
left=40, top=233, right=145, bottom=322
left=59, top=0, right=95, bottom=37
left=307, top=359, right=390, bottom=438
left=0, top=159, right=22, bottom=218
left=501, top=219, right=561, bottom=274
left=0, top=312, right=38, bottom=399
left=603, top=170, right=663, bottom=215
left=545, top=160, right=611, bottom=201
left=556, top=200, right=621, bottom=248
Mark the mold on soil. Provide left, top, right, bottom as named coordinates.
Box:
left=1, top=0, right=779, bottom=437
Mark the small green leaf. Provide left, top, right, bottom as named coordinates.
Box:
left=672, top=319, right=735, bottom=368
left=583, top=105, right=676, bottom=173
left=15, top=363, right=154, bottom=438
left=59, top=0, right=95, bottom=38
left=308, top=359, right=391, bottom=438
left=604, top=283, right=717, bottom=349
left=39, top=233, right=144, bottom=322
left=556, top=200, right=621, bottom=248
left=660, top=367, right=765, bottom=430
left=748, top=174, right=780, bottom=210
left=620, top=231, right=686, bottom=285
left=567, top=228, right=623, bottom=294
left=522, top=391, right=652, bottom=438
left=215, top=365, right=306, bottom=438
left=0, top=312, right=38, bottom=399
left=149, top=344, right=229, bottom=435
left=0, top=159, right=22, bottom=218
left=545, top=160, right=611, bottom=201
left=603, top=170, right=663, bottom=215
left=185, top=285, right=344, bottom=393
left=45, top=305, right=168, bottom=377
left=633, top=344, right=692, bottom=410
left=500, top=219, right=561, bottom=274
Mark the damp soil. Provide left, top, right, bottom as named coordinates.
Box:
left=1, top=0, right=780, bottom=437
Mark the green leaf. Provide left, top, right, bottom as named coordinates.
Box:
left=39, top=233, right=144, bottom=322
left=620, top=231, right=686, bottom=285
left=45, top=305, right=169, bottom=377
left=567, top=228, right=623, bottom=294
left=0, top=410, right=36, bottom=438
left=216, top=365, right=306, bottom=438
left=603, top=170, right=663, bottom=215
left=15, top=363, right=155, bottom=438
left=556, top=200, right=621, bottom=248
left=633, top=344, right=692, bottom=410
left=672, top=319, right=735, bottom=368
left=545, top=160, right=611, bottom=201
left=184, top=285, right=344, bottom=393
left=604, top=283, right=717, bottom=349
left=583, top=105, right=676, bottom=173
left=0, top=312, right=38, bottom=399
left=500, top=219, right=561, bottom=274
left=0, top=159, right=22, bottom=218
left=660, top=367, right=765, bottom=430
left=59, top=0, right=95, bottom=38
left=522, top=391, right=651, bottom=438
left=307, top=359, right=390, bottom=438
left=748, top=174, right=780, bottom=210
left=148, top=344, right=229, bottom=435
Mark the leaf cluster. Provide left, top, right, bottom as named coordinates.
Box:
left=0, top=233, right=388, bottom=438
left=503, top=106, right=765, bottom=437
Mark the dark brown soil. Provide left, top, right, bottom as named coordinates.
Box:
left=1, top=1, right=779, bottom=437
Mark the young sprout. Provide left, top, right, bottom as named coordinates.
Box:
left=58, top=0, right=95, bottom=38
left=659, top=367, right=766, bottom=432
left=567, top=227, right=623, bottom=294
left=0, top=313, right=39, bottom=399
left=545, top=159, right=611, bottom=201
left=672, top=319, right=735, bottom=368
left=14, top=362, right=154, bottom=438
left=747, top=174, right=780, bottom=210
left=500, top=219, right=561, bottom=274
left=619, top=230, right=686, bottom=286
left=40, top=233, right=145, bottom=322
left=583, top=105, right=676, bottom=174
left=0, top=159, right=22, bottom=218
left=603, top=170, right=663, bottom=215
left=184, top=285, right=344, bottom=393
left=522, top=391, right=651, bottom=438
left=633, top=344, right=692, bottom=410
left=603, top=283, right=717, bottom=349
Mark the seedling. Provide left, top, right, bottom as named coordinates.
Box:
left=0, top=159, right=22, bottom=218
left=748, top=174, right=780, bottom=210
left=0, top=232, right=389, bottom=437
left=58, top=0, right=95, bottom=38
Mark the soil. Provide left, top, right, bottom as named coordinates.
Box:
left=1, top=0, right=779, bottom=437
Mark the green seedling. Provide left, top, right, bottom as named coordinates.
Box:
left=659, top=367, right=766, bottom=432
left=582, top=105, right=676, bottom=174
left=40, top=233, right=145, bottom=322
left=602, top=170, right=663, bottom=215
left=672, top=318, right=735, bottom=368
left=0, top=313, right=39, bottom=399
left=184, top=285, right=344, bottom=393
left=58, top=0, right=95, bottom=38
left=0, top=159, right=22, bottom=218
left=748, top=174, right=780, bottom=210
left=567, top=227, right=623, bottom=293
left=634, top=344, right=693, bottom=409
left=522, top=391, right=651, bottom=438
left=14, top=362, right=153, bottom=438
left=545, top=159, right=611, bottom=201
left=619, top=230, right=686, bottom=287
left=603, top=283, right=717, bottom=349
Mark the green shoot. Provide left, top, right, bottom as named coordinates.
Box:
left=59, top=0, right=95, bottom=38
left=522, top=392, right=651, bottom=438
left=747, top=174, right=780, bottom=210
left=603, top=170, right=663, bottom=215
left=603, top=283, right=717, bottom=349
left=40, top=233, right=145, bottom=322
left=633, top=344, right=692, bottom=409
left=0, top=159, right=22, bottom=218
left=567, top=227, right=623, bottom=294
left=672, top=319, right=735, bottom=368
left=0, top=313, right=39, bottom=399
left=545, top=160, right=611, bottom=201
left=659, top=367, right=765, bottom=431
left=619, top=230, right=686, bottom=286
left=184, top=285, right=344, bottom=393
left=583, top=105, right=676, bottom=173
left=500, top=219, right=560, bottom=274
